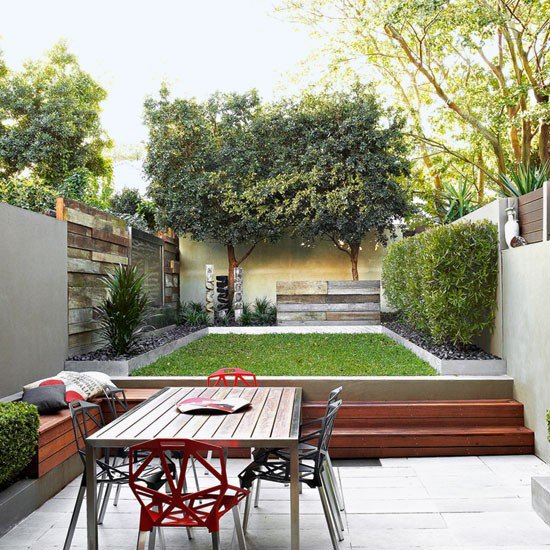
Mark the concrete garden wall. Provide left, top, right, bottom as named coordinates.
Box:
left=178, top=232, right=386, bottom=305
left=0, top=203, right=68, bottom=396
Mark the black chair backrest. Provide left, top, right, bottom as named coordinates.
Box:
left=103, top=385, right=128, bottom=421
left=327, top=386, right=343, bottom=407
left=314, top=399, right=342, bottom=474
left=69, top=401, right=105, bottom=465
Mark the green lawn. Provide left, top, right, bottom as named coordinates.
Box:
left=132, top=333, right=436, bottom=377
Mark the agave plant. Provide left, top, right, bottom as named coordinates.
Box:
left=95, top=264, right=151, bottom=355
left=499, top=162, right=550, bottom=197
left=438, top=178, right=478, bottom=223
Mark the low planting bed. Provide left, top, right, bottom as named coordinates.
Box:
left=131, top=333, right=436, bottom=377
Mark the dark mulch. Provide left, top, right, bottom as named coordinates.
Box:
left=69, top=325, right=205, bottom=361
left=383, top=318, right=500, bottom=361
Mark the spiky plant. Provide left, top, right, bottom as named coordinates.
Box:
left=438, top=179, right=478, bottom=223
left=178, top=301, right=209, bottom=327
left=95, top=264, right=151, bottom=355
left=499, top=162, right=550, bottom=197
left=240, top=297, right=277, bottom=326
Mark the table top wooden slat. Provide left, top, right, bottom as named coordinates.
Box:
left=130, top=387, right=204, bottom=440
left=88, top=387, right=301, bottom=448
left=252, top=388, right=284, bottom=438
left=96, top=387, right=176, bottom=438
left=231, top=387, right=271, bottom=440
left=193, top=387, right=246, bottom=440
left=176, top=387, right=235, bottom=439
left=272, top=387, right=298, bottom=439
left=148, top=387, right=211, bottom=439
left=212, top=387, right=259, bottom=440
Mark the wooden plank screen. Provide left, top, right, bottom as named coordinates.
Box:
left=276, top=280, right=381, bottom=326
left=57, top=199, right=180, bottom=356
left=518, top=186, right=544, bottom=244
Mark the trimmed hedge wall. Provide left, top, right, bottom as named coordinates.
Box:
left=382, top=220, right=499, bottom=346
left=0, top=402, right=40, bottom=488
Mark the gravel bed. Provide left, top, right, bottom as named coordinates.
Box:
left=69, top=325, right=205, bottom=361
left=383, top=320, right=501, bottom=360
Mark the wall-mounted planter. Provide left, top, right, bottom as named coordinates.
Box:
left=65, top=324, right=506, bottom=377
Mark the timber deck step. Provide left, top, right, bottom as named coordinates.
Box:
left=303, top=399, right=534, bottom=458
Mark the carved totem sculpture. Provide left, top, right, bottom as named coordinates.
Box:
left=216, top=275, right=230, bottom=318
left=205, top=264, right=215, bottom=324
left=233, top=267, right=244, bottom=321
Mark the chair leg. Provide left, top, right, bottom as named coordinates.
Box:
left=253, top=479, right=261, bottom=508
left=322, top=470, right=345, bottom=538
left=63, top=479, right=86, bottom=550
left=318, top=484, right=340, bottom=550
left=232, top=505, right=247, bottom=550
left=326, top=454, right=345, bottom=512
left=136, top=531, right=148, bottom=550
left=211, top=530, right=220, bottom=550
left=114, top=483, right=122, bottom=506
left=243, top=492, right=253, bottom=534
left=97, top=482, right=113, bottom=525
left=148, top=526, right=156, bottom=550
left=192, top=458, right=201, bottom=492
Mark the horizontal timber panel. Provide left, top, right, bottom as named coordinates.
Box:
left=68, top=222, right=92, bottom=237
left=277, top=311, right=326, bottom=321
left=67, top=257, right=111, bottom=275
left=521, top=219, right=543, bottom=235
left=68, top=247, right=92, bottom=260
left=68, top=307, right=95, bottom=324
left=326, top=312, right=380, bottom=321
left=68, top=273, right=105, bottom=288
left=92, top=227, right=129, bottom=247
left=519, top=209, right=543, bottom=224
left=276, top=281, right=327, bottom=295
left=69, top=287, right=108, bottom=308
left=69, top=321, right=101, bottom=335
left=328, top=446, right=533, bottom=458
left=278, top=303, right=380, bottom=312
left=518, top=198, right=543, bottom=216
left=522, top=231, right=542, bottom=244
left=277, top=294, right=379, bottom=304
left=518, top=187, right=544, bottom=205
left=91, top=251, right=128, bottom=265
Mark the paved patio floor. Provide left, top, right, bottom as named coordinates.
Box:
left=2, top=455, right=550, bottom=549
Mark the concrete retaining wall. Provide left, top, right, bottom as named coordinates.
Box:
left=0, top=203, right=67, bottom=396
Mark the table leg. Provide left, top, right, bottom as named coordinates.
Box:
left=86, top=444, right=98, bottom=550
left=290, top=441, right=300, bottom=549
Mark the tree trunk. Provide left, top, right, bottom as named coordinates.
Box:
left=540, top=121, right=550, bottom=165
left=350, top=242, right=360, bottom=281
left=227, top=244, right=238, bottom=306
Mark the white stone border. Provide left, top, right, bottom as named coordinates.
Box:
left=64, top=325, right=506, bottom=377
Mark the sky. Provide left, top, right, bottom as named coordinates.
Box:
left=1, top=0, right=317, bottom=191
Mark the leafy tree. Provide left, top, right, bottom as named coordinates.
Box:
left=0, top=41, right=112, bottom=193
left=256, top=88, right=412, bottom=279
left=280, top=0, right=550, bottom=196
left=144, top=87, right=284, bottom=300
left=110, top=187, right=156, bottom=231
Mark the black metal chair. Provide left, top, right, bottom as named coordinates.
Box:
left=253, top=387, right=345, bottom=512
left=63, top=400, right=169, bottom=550
left=239, top=398, right=344, bottom=550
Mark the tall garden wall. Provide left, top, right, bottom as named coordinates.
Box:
left=0, top=203, right=67, bottom=396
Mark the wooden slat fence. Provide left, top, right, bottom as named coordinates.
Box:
left=56, top=199, right=180, bottom=356
left=276, top=280, right=381, bottom=325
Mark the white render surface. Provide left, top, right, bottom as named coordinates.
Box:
left=2, top=455, right=550, bottom=549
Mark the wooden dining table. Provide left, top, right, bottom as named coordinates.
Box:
left=85, top=386, right=303, bottom=549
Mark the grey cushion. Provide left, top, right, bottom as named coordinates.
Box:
left=22, top=385, right=67, bottom=414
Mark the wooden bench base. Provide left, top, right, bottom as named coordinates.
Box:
left=30, top=392, right=535, bottom=477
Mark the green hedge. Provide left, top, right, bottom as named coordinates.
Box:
left=382, top=220, right=499, bottom=346
left=0, top=402, right=40, bottom=488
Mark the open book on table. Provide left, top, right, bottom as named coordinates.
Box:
left=177, top=396, right=251, bottom=414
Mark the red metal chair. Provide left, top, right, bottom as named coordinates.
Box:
left=129, top=439, right=249, bottom=550
left=207, top=368, right=258, bottom=388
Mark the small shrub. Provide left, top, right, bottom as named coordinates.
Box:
left=0, top=402, right=40, bottom=488
left=95, top=264, right=151, bottom=354
left=240, top=297, right=277, bottom=326
left=0, top=178, right=57, bottom=214
left=178, top=301, right=209, bottom=327
left=382, top=220, right=498, bottom=346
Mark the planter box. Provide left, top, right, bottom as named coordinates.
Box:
left=0, top=454, right=81, bottom=537
left=380, top=327, right=507, bottom=376
left=65, top=328, right=209, bottom=377
left=532, top=477, right=550, bottom=526
left=65, top=324, right=506, bottom=378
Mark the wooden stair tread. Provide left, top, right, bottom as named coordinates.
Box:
left=329, top=426, right=533, bottom=436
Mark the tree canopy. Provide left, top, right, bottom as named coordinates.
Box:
left=144, top=87, right=285, bottom=299
left=0, top=41, right=112, bottom=204
left=255, top=87, right=413, bottom=279
left=280, top=0, right=550, bottom=212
